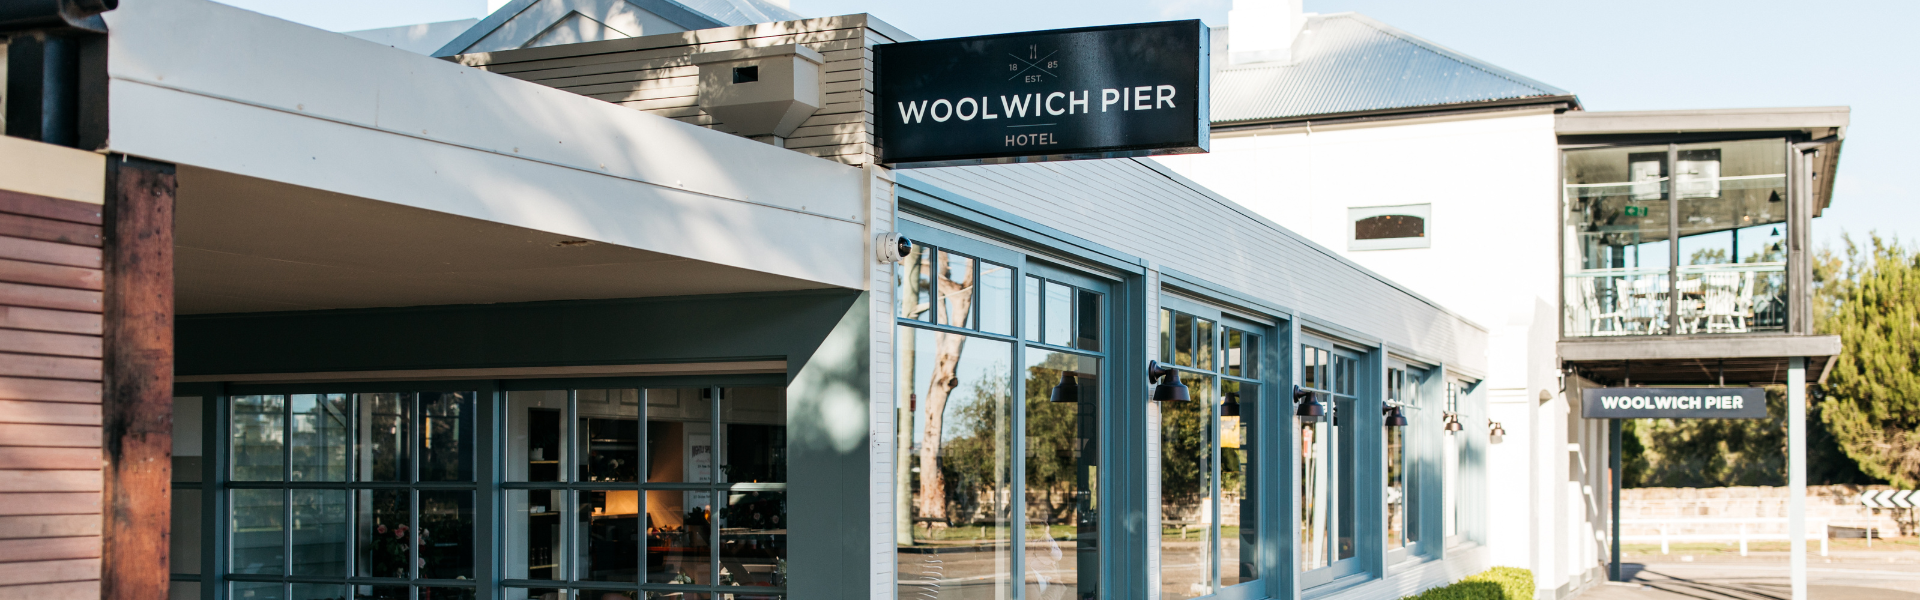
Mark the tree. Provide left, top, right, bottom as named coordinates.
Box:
left=915, top=251, right=976, bottom=522
left=1818, top=234, right=1920, bottom=487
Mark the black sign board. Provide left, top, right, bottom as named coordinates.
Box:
left=1581, top=387, right=1767, bottom=420
left=875, top=20, right=1209, bottom=167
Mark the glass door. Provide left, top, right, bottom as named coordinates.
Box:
left=1296, top=338, right=1362, bottom=588
left=1384, top=360, right=1428, bottom=563
left=892, top=225, right=1112, bottom=600
left=1157, top=296, right=1268, bottom=600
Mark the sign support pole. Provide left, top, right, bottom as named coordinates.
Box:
left=1790, top=357, right=1808, bottom=600
left=1610, top=418, right=1622, bottom=583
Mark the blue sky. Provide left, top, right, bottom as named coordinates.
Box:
left=217, top=0, right=1916, bottom=248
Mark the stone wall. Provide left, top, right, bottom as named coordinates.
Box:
left=1623, top=485, right=1911, bottom=537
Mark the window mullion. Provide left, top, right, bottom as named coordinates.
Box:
left=1667, top=143, right=1682, bottom=335
left=283, top=396, right=294, bottom=578
left=566, top=389, right=578, bottom=586
left=711, top=386, right=723, bottom=589
left=410, top=393, right=421, bottom=585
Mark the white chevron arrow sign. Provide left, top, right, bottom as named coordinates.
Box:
left=1859, top=490, right=1918, bottom=508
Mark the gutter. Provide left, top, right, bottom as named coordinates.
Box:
left=1210, top=94, right=1580, bottom=135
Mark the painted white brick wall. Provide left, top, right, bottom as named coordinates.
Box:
left=867, top=163, right=898, bottom=600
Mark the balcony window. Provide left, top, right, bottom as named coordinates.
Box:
left=1563, top=139, right=1788, bottom=337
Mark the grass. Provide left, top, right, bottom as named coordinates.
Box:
left=1402, top=567, right=1533, bottom=600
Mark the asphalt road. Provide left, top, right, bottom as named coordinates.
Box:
left=1584, top=562, right=1920, bottom=600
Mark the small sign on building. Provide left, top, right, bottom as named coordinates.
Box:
left=1581, top=387, right=1767, bottom=419
left=875, top=20, right=1210, bottom=167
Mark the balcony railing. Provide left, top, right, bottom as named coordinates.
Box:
left=1564, top=262, right=1786, bottom=337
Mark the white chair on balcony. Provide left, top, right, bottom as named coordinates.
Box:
left=1578, top=278, right=1627, bottom=336
left=1699, top=271, right=1751, bottom=334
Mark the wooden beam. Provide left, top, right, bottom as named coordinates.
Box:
left=99, top=156, right=173, bottom=600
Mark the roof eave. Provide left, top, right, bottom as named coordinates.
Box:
left=1211, top=94, right=1580, bottom=133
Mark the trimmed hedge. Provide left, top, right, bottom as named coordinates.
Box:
left=1404, top=567, right=1534, bottom=600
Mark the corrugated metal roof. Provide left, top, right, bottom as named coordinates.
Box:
left=1212, top=13, right=1572, bottom=124
left=673, top=0, right=802, bottom=27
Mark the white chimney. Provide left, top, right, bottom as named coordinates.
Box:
left=1227, top=0, right=1305, bottom=65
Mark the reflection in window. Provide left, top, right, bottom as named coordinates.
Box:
left=1161, top=371, right=1214, bottom=600
left=897, top=329, right=1014, bottom=600
left=1300, top=346, right=1358, bottom=572
left=1443, top=381, right=1466, bottom=540
left=1024, top=348, right=1100, bottom=600
left=1386, top=367, right=1421, bottom=551
left=899, top=244, right=933, bottom=322
left=173, top=397, right=205, bottom=580
left=980, top=260, right=1014, bottom=336
left=1220, top=378, right=1257, bottom=588
left=939, top=251, right=977, bottom=329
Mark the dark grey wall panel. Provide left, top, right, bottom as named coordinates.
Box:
left=175, top=290, right=860, bottom=375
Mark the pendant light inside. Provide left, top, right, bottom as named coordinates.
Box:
left=1050, top=373, right=1080, bottom=403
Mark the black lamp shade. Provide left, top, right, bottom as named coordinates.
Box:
left=1148, top=361, right=1190, bottom=402
left=1292, top=386, right=1325, bottom=422
left=1050, top=373, right=1080, bottom=403
left=1383, top=406, right=1408, bottom=427
left=1153, top=377, right=1190, bottom=402
left=1220, top=392, right=1241, bottom=417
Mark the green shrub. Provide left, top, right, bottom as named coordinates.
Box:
left=1404, top=567, right=1534, bottom=600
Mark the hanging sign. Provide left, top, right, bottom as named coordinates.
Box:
left=1581, top=387, right=1767, bottom=419
left=875, top=20, right=1209, bottom=167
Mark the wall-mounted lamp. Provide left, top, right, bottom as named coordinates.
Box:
left=1443, top=412, right=1464, bottom=434
left=1292, top=386, right=1325, bottom=423
left=1147, top=361, right=1189, bottom=402
left=1489, top=420, right=1507, bottom=444
left=1221, top=392, right=1242, bottom=417
left=1382, top=404, right=1408, bottom=428
left=1050, top=373, right=1081, bottom=403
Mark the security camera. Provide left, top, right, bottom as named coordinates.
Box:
left=878, top=232, right=913, bottom=264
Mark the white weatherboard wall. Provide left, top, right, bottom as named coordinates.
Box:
left=1156, top=110, right=1606, bottom=595
left=101, top=0, right=869, bottom=291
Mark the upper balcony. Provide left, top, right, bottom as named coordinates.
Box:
left=1554, top=108, right=1847, bottom=384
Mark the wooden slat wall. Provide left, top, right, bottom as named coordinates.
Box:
left=0, top=189, right=104, bottom=599
left=454, top=15, right=895, bottom=167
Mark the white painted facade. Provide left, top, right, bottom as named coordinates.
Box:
left=1156, top=109, right=1614, bottom=598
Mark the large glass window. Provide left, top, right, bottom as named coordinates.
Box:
left=1158, top=308, right=1263, bottom=598
left=1385, top=366, right=1425, bottom=554
left=226, top=392, right=477, bottom=600
left=895, top=239, right=1106, bottom=600
left=1298, top=343, right=1358, bottom=580
left=501, top=386, right=787, bottom=600
left=1564, top=139, right=1789, bottom=337
left=1442, top=380, right=1469, bottom=542
left=173, top=396, right=206, bottom=593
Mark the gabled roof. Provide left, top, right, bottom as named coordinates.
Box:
left=1212, top=13, right=1574, bottom=125
left=434, top=0, right=800, bottom=56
